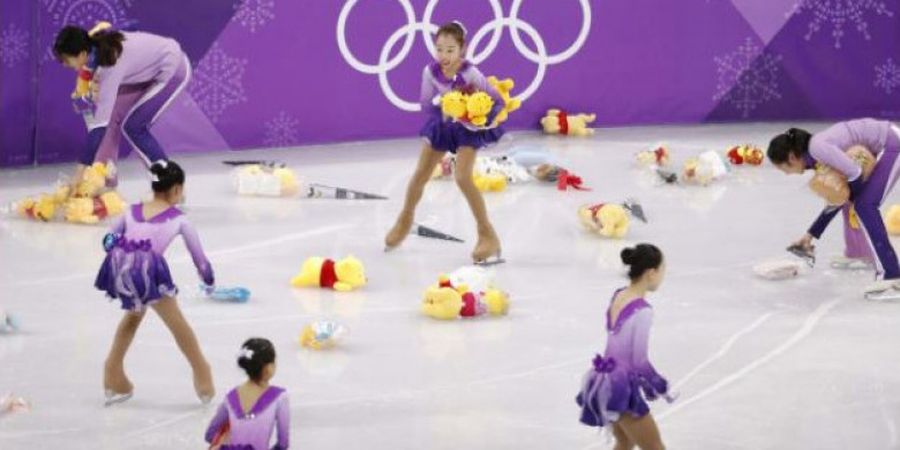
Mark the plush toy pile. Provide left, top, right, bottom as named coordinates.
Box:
left=13, top=162, right=126, bottom=224
left=725, top=144, right=764, bottom=166
left=290, top=255, right=367, bottom=291
left=233, top=164, right=300, bottom=197
left=440, top=76, right=520, bottom=130
left=808, top=145, right=875, bottom=206
left=421, top=266, right=509, bottom=320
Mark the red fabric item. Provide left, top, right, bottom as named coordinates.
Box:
left=727, top=147, right=743, bottom=164
left=558, top=110, right=569, bottom=135
left=93, top=197, right=108, bottom=219
left=460, top=292, right=478, bottom=317
left=78, top=69, right=93, bottom=81
left=587, top=203, right=605, bottom=220
left=654, top=147, right=667, bottom=163
left=208, top=422, right=230, bottom=450
left=319, top=259, right=338, bottom=288
left=557, top=170, right=591, bottom=191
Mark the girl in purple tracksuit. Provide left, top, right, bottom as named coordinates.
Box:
left=768, top=118, right=900, bottom=296
left=54, top=25, right=191, bottom=185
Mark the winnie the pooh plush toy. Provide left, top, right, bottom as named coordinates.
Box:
left=635, top=145, right=670, bottom=167
left=726, top=144, right=764, bottom=166
left=290, top=256, right=367, bottom=291
left=16, top=194, right=59, bottom=222
left=63, top=191, right=126, bottom=224
left=808, top=145, right=876, bottom=206
left=682, top=150, right=729, bottom=186
left=541, top=109, right=595, bottom=136
left=473, top=171, right=508, bottom=192
left=578, top=203, right=630, bottom=238
left=886, top=205, right=900, bottom=236
left=486, top=76, right=521, bottom=127
left=421, top=273, right=509, bottom=320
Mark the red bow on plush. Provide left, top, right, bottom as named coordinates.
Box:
left=557, top=169, right=590, bottom=191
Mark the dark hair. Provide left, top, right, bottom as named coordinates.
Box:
left=237, top=338, right=276, bottom=382
left=767, top=128, right=812, bottom=165
left=621, top=243, right=663, bottom=281
left=53, top=25, right=124, bottom=67
left=436, top=21, right=466, bottom=47
left=150, top=160, right=185, bottom=193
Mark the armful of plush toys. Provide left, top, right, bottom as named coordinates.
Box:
left=808, top=145, right=876, bottom=206
left=440, top=76, right=520, bottom=130
left=10, top=162, right=125, bottom=224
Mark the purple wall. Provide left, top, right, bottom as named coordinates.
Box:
left=1, top=0, right=899, bottom=167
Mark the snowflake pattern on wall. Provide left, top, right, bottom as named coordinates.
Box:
left=789, top=0, right=894, bottom=49
left=874, top=58, right=900, bottom=94
left=263, top=111, right=300, bottom=147
left=0, top=23, right=29, bottom=68
left=713, top=38, right=783, bottom=118
left=189, top=43, right=248, bottom=123
left=233, top=0, right=276, bottom=33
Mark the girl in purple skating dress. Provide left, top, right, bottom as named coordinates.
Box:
left=206, top=338, right=290, bottom=450
left=95, top=161, right=215, bottom=406
left=384, top=21, right=504, bottom=264
left=577, top=243, right=674, bottom=450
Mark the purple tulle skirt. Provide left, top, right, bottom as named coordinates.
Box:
left=94, top=240, right=177, bottom=311
left=575, top=356, right=667, bottom=427
left=419, top=116, right=504, bottom=153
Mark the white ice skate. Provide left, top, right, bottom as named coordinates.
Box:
left=863, top=279, right=900, bottom=301
left=830, top=255, right=872, bottom=271
left=104, top=389, right=133, bottom=407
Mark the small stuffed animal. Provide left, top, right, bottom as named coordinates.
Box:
left=540, top=109, right=595, bottom=136
left=234, top=164, right=300, bottom=197
left=440, top=91, right=469, bottom=120
left=486, top=76, right=521, bottom=127
left=421, top=272, right=509, bottom=320
left=63, top=191, right=125, bottom=224
left=299, top=320, right=347, bottom=350
left=636, top=145, right=670, bottom=167
left=465, top=92, right=494, bottom=127
left=682, top=151, right=728, bottom=186
left=726, top=144, right=764, bottom=166
left=290, top=256, right=367, bottom=291
left=887, top=205, right=900, bottom=235
left=16, top=194, right=58, bottom=222
left=578, top=203, right=630, bottom=238
left=808, top=145, right=876, bottom=206
left=473, top=171, right=508, bottom=192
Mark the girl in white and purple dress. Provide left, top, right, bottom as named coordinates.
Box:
left=53, top=24, right=191, bottom=186
left=206, top=338, right=290, bottom=450
left=577, top=244, right=674, bottom=450
left=384, top=21, right=504, bottom=264
left=95, top=161, right=215, bottom=406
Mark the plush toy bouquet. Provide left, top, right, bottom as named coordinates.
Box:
left=232, top=163, right=301, bottom=197
left=421, top=266, right=509, bottom=320
left=10, top=162, right=126, bottom=224
left=440, top=76, right=521, bottom=130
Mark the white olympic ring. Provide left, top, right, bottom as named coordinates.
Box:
left=336, top=0, right=591, bottom=111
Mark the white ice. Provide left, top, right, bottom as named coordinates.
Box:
left=1, top=123, right=900, bottom=450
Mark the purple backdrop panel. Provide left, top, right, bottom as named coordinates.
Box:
left=2, top=0, right=900, bottom=167
left=0, top=0, right=36, bottom=166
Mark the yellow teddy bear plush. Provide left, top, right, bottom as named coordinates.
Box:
left=541, top=109, right=595, bottom=136
left=16, top=195, right=58, bottom=222
left=421, top=283, right=465, bottom=320
left=473, top=172, right=507, bottom=192
left=578, top=203, right=630, bottom=238
left=886, top=205, right=900, bottom=235
left=290, top=255, right=367, bottom=291
left=486, top=76, right=521, bottom=127
left=465, top=92, right=494, bottom=127
left=441, top=91, right=469, bottom=120
left=75, top=162, right=112, bottom=197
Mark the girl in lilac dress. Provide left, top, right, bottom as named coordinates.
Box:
left=384, top=21, right=504, bottom=264
left=206, top=338, right=290, bottom=450
left=53, top=24, right=191, bottom=186
left=95, top=161, right=215, bottom=406
left=767, top=119, right=900, bottom=297
left=577, top=244, right=673, bottom=450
